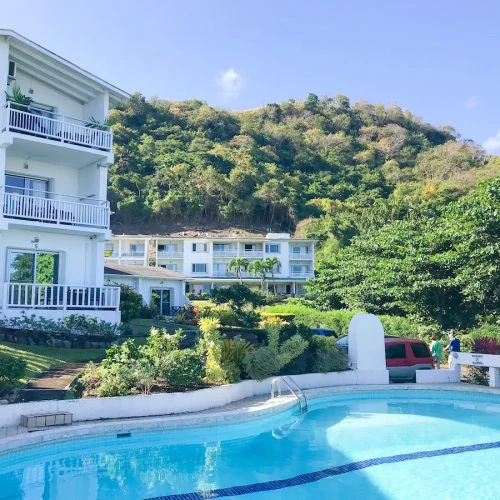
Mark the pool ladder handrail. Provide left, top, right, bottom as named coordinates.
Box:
left=271, top=376, right=308, bottom=414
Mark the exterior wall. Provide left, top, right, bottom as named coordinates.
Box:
left=104, top=275, right=187, bottom=309
left=6, top=154, right=79, bottom=196
left=14, top=70, right=84, bottom=120
left=0, top=370, right=389, bottom=430
left=0, top=228, right=103, bottom=286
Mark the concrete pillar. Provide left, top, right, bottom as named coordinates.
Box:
left=489, top=367, right=500, bottom=388
left=348, top=313, right=389, bottom=384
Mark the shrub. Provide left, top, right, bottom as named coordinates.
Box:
left=245, top=318, right=308, bottom=380
left=118, top=284, right=145, bottom=322
left=199, top=317, right=227, bottom=384
left=159, top=349, right=205, bottom=389
left=0, top=314, right=121, bottom=338
left=80, top=361, right=102, bottom=396
left=461, top=324, right=500, bottom=351
left=244, top=346, right=280, bottom=380
left=97, top=364, right=136, bottom=397
left=101, top=338, right=140, bottom=368
left=220, top=336, right=253, bottom=382
left=0, top=354, right=27, bottom=390
left=312, top=346, right=348, bottom=373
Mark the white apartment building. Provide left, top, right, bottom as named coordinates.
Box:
left=106, top=233, right=315, bottom=297
left=0, top=30, right=128, bottom=323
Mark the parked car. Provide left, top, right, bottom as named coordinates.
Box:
left=336, top=336, right=434, bottom=382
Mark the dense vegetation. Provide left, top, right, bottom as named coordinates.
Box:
left=308, top=178, right=499, bottom=330
left=108, top=92, right=498, bottom=342
left=109, top=93, right=497, bottom=234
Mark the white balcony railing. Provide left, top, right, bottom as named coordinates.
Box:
left=240, top=250, right=264, bottom=258
left=157, top=251, right=184, bottom=259
left=289, top=252, right=313, bottom=260
left=213, top=251, right=238, bottom=258
left=2, top=102, right=113, bottom=152
left=1, top=187, right=110, bottom=229
left=121, top=252, right=145, bottom=257
left=290, top=272, right=315, bottom=278
left=6, top=283, right=120, bottom=310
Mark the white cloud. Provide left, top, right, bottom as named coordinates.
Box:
left=482, top=131, right=500, bottom=154
left=216, top=68, right=244, bottom=99
left=465, top=95, right=479, bottom=110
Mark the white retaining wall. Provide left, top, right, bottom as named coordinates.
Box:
left=0, top=370, right=388, bottom=429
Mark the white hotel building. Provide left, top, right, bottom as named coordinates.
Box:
left=106, top=233, right=315, bottom=298
left=0, top=30, right=128, bottom=323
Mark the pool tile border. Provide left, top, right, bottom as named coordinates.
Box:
left=146, top=440, right=500, bottom=499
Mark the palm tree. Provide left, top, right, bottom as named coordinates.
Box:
left=227, top=258, right=249, bottom=283
left=263, top=257, right=281, bottom=294
left=247, top=260, right=268, bottom=291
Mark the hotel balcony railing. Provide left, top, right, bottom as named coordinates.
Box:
left=1, top=187, right=110, bottom=229
left=121, top=251, right=145, bottom=257
left=6, top=283, right=120, bottom=310
left=290, top=271, right=315, bottom=278
left=212, top=271, right=257, bottom=278
left=157, top=251, right=184, bottom=259
left=2, top=102, right=112, bottom=152
left=289, top=252, right=313, bottom=260
left=213, top=251, right=238, bottom=258
left=240, top=250, right=264, bottom=258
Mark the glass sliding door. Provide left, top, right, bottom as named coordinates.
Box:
left=7, top=250, right=60, bottom=307
left=151, top=289, right=171, bottom=317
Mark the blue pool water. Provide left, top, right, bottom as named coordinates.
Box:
left=1, top=390, right=500, bottom=499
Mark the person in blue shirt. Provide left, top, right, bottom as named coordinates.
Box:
left=444, top=331, right=461, bottom=365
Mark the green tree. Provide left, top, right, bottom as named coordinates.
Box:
left=227, top=257, right=249, bottom=283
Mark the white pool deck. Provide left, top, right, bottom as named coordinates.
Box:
left=1, top=383, right=500, bottom=455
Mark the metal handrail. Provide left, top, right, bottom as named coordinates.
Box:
left=271, top=376, right=308, bottom=413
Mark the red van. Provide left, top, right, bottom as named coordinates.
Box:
left=336, top=336, right=434, bottom=381
left=384, top=338, right=434, bottom=381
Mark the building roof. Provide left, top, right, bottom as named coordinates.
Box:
left=110, top=232, right=315, bottom=242
left=0, top=29, right=129, bottom=105
left=104, top=263, right=184, bottom=280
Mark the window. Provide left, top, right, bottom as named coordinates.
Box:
left=213, top=243, right=229, bottom=252
left=265, top=243, right=280, bottom=253
left=385, top=344, right=407, bottom=359
left=411, top=343, right=431, bottom=359
left=5, top=174, right=49, bottom=198
left=7, top=250, right=59, bottom=284
left=244, top=244, right=254, bottom=252
left=159, top=244, right=177, bottom=252
left=129, top=244, right=145, bottom=255
left=192, top=243, right=208, bottom=252
left=291, top=246, right=301, bottom=254
left=291, top=265, right=303, bottom=273
left=163, top=263, right=177, bottom=271
left=192, top=263, right=207, bottom=273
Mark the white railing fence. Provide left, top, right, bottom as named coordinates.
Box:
left=157, top=251, right=184, bottom=259
left=451, top=352, right=500, bottom=388
left=3, top=102, right=112, bottom=151
left=1, top=187, right=110, bottom=229
left=5, top=283, right=120, bottom=311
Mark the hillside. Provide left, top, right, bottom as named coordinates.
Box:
left=108, top=93, right=498, bottom=244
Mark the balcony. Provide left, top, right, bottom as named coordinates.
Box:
left=240, top=250, right=264, bottom=258
left=2, top=102, right=112, bottom=152
left=213, top=251, right=238, bottom=258
left=157, top=251, right=184, bottom=259
left=121, top=251, right=145, bottom=258
left=290, top=271, right=315, bottom=278
left=5, top=283, right=120, bottom=311
left=1, top=187, right=110, bottom=229
left=289, top=252, right=313, bottom=260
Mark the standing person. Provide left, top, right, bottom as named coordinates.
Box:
left=430, top=336, right=443, bottom=369
left=444, top=331, right=461, bottom=366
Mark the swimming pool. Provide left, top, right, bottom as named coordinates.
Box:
left=1, top=389, right=500, bottom=499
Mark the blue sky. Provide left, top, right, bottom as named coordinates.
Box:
left=3, top=0, right=500, bottom=151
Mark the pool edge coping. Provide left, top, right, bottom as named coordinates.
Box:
left=1, top=383, right=500, bottom=454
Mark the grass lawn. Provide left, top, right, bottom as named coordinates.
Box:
left=0, top=342, right=105, bottom=383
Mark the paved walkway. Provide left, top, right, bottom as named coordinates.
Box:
left=27, top=363, right=85, bottom=390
